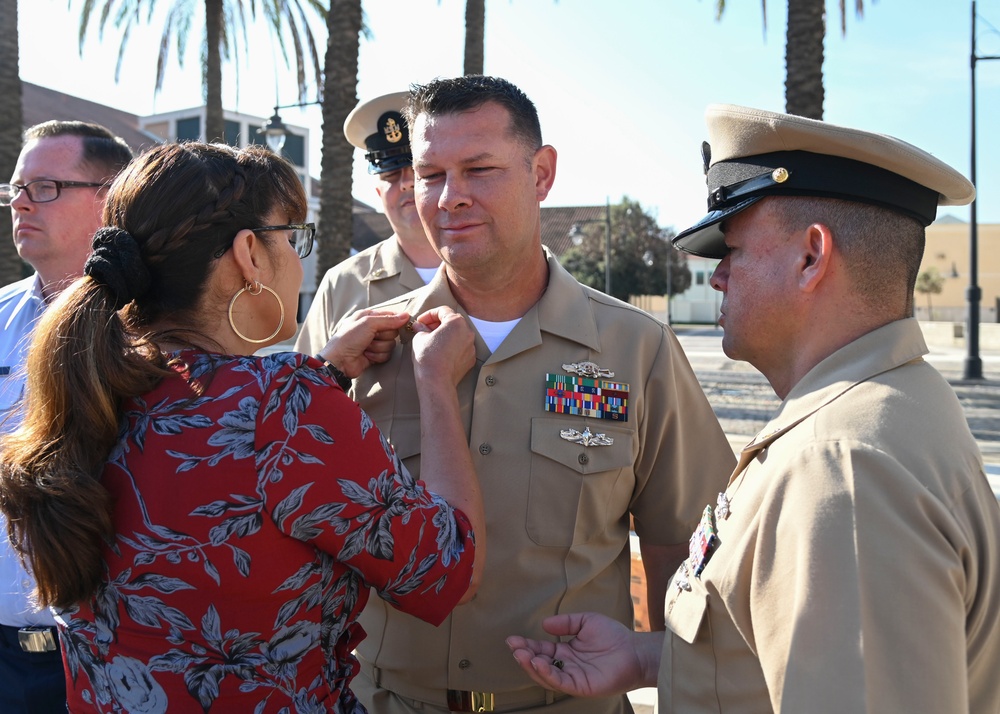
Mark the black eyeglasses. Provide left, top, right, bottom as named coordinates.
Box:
left=213, top=223, right=316, bottom=260
left=0, top=179, right=106, bottom=206
left=252, top=223, right=315, bottom=259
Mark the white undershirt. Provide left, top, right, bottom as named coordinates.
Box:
left=468, top=315, right=521, bottom=353
left=415, top=265, right=440, bottom=284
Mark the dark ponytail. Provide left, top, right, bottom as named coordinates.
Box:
left=0, top=142, right=307, bottom=607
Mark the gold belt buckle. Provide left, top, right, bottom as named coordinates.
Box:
left=446, top=689, right=495, bottom=712
left=17, top=626, right=57, bottom=653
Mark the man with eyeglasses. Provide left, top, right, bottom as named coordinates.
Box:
left=0, top=120, right=132, bottom=713
left=295, top=91, right=441, bottom=355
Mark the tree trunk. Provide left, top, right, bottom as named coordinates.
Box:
left=0, top=0, right=24, bottom=285
left=464, top=0, right=486, bottom=75
left=204, top=0, right=225, bottom=142
left=784, top=0, right=825, bottom=119
left=316, top=0, right=362, bottom=281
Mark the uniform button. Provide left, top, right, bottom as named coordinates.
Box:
left=479, top=443, right=491, bottom=455
left=485, top=375, right=496, bottom=386
left=459, top=659, right=472, bottom=669
left=578, top=453, right=589, bottom=465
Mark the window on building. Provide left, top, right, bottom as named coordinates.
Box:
left=283, top=132, right=305, bottom=167
left=696, top=272, right=705, bottom=285
left=224, top=120, right=242, bottom=147
left=176, top=116, right=201, bottom=141
left=246, top=125, right=305, bottom=170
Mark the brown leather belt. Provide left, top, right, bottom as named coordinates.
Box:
left=360, top=659, right=567, bottom=712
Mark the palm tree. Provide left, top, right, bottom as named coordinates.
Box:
left=464, top=0, right=485, bottom=75
left=75, top=0, right=325, bottom=142
left=714, top=0, right=865, bottom=119
left=315, top=0, right=361, bottom=278
left=0, top=0, right=24, bottom=285
left=915, top=267, right=945, bottom=321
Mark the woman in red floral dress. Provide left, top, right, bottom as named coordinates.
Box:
left=0, top=142, right=484, bottom=713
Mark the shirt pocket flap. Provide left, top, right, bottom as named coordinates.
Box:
left=664, top=585, right=708, bottom=645
left=529, top=417, right=634, bottom=474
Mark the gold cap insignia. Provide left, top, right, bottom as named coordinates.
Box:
left=383, top=117, right=403, bottom=144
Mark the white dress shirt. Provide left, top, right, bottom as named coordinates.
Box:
left=0, top=274, right=57, bottom=627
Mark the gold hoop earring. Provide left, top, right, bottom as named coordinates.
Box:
left=228, top=280, right=285, bottom=344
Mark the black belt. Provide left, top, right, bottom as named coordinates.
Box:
left=0, top=624, right=59, bottom=653
left=360, top=659, right=567, bottom=712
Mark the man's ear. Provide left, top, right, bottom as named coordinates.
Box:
left=533, top=145, right=557, bottom=201
left=799, top=222, right=833, bottom=293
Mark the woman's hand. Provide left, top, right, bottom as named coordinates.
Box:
left=318, top=309, right=410, bottom=378
left=411, top=306, right=476, bottom=389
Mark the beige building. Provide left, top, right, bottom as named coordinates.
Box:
left=917, top=215, right=1000, bottom=324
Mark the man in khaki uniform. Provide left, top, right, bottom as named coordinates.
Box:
left=295, top=91, right=440, bottom=355
left=350, top=76, right=735, bottom=714
left=507, top=105, right=1000, bottom=713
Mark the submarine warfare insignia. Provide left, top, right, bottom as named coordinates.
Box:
left=561, top=361, right=614, bottom=379
left=559, top=427, right=614, bottom=447
left=716, top=492, right=731, bottom=521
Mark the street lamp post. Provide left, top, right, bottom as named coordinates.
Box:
left=569, top=198, right=613, bottom=295
left=967, top=0, right=1000, bottom=379
left=258, top=100, right=323, bottom=153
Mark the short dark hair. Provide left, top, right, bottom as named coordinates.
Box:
left=773, top=196, right=925, bottom=315
left=405, top=75, right=543, bottom=152
left=24, top=120, right=133, bottom=182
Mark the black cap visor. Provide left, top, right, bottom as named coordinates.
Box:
left=366, top=146, right=413, bottom=175
left=672, top=195, right=764, bottom=258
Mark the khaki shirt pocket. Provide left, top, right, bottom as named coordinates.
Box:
left=664, top=577, right=708, bottom=644
left=527, top=417, right=635, bottom=547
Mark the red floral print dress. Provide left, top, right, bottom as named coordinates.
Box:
left=57, top=351, right=475, bottom=713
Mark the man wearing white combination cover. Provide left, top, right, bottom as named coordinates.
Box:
left=507, top=104, right=1000, bottom=714
left=295, top=91, right=441, bottom=355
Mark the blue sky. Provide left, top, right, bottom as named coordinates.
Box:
left=17, top=0, right=1000, bottom=230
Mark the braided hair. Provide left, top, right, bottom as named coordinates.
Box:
left=0, top=142, right=307, bottom=608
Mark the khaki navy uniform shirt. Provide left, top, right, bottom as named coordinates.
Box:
left=353, top=251, right=735, bottom=713
left=661, top=318, right=1000, bottom=713
left=295, top=236, right=426, bottom=355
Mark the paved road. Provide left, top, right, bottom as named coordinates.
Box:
left=673, top=325, right=1000, bottom=499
